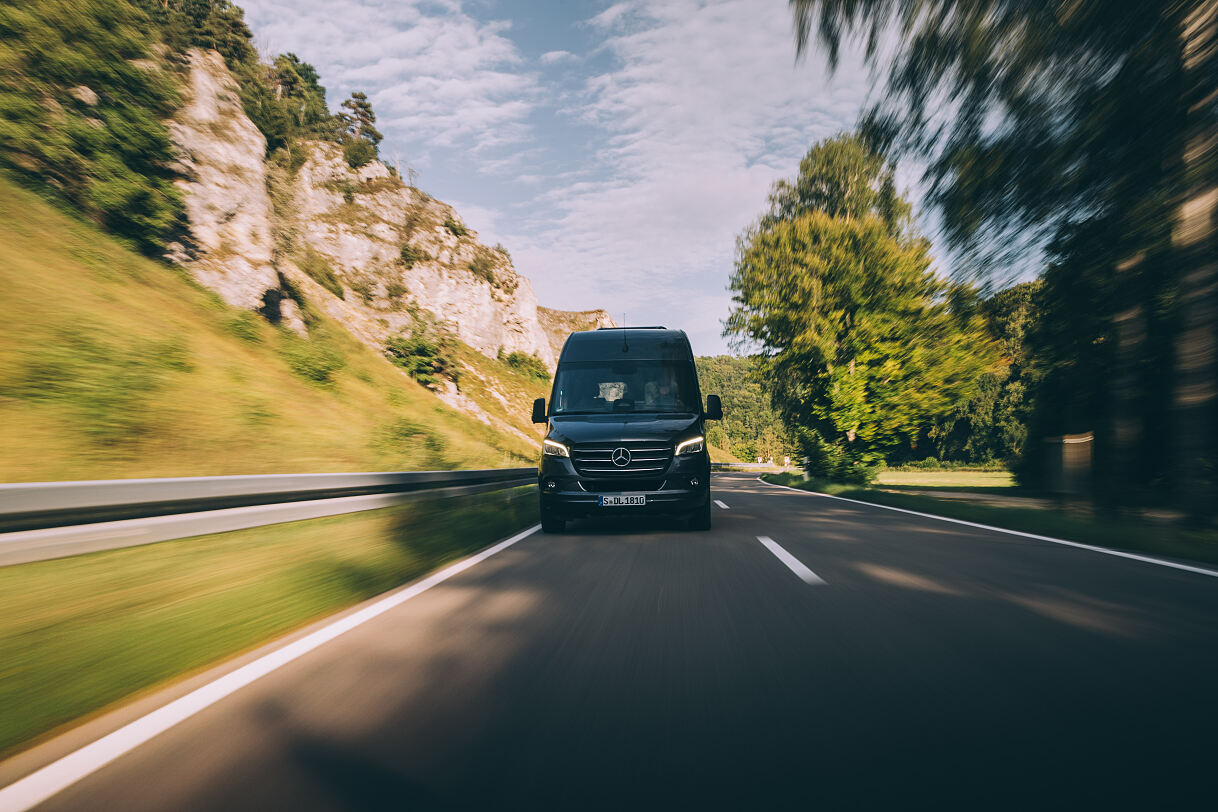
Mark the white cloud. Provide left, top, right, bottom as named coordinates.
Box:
left=507, top=0, right=872, bottom=353
left=539, top=50, right=577, bottom=64
left=586, top=2, right=639, bottom=30
left=239, top=0, right=539, bottom=154
left=238, top=0, right=878, bottom=354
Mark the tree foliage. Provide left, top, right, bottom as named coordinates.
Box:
left=927, top=281, right=1042, bottom=464
left=695, top=355, right=794, bottom=463
left=338, top=91, right=382, bottom=168
left=763, top=133, right=910, bottom=235
left=790, top=0, right=1218, bottom=511
left=727, top=133, right=997, bottom=478
left=498, top=349, right=550, bottom=383
left=0, top=0, right=183, bottom=253
left=1, top=0, right=389, bottom=253
left=385, top=334, right=456, bottom=390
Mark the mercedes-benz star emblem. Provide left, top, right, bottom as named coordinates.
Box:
left=611, top=447, right=632, bottom=467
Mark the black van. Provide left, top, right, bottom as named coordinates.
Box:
left=531, top=327, right=722, bottom=533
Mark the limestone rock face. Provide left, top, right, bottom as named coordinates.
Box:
left=165, top=49, right=277, bottom=311
left=164, top=47, right=612, bottom=382
left=285, top=141, right=612, bottom=366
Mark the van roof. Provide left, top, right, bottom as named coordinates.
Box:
left=560, top=328, right=692, bottom=362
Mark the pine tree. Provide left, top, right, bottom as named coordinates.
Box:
left=339, top=91, right=383, bottom=146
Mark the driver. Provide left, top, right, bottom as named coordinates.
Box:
left=645, top=368, right=679, bottom=409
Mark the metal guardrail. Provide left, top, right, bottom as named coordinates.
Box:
left=0, top=468, right=535, bottom=567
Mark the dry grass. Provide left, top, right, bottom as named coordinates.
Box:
left=874, top=470, right=1015, bottom=489
left=0, top=175, right=534, bottom=482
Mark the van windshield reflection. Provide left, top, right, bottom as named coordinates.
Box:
left=551, top=360, right=698, bottom=415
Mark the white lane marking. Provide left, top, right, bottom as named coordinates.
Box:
left=757, top=536, right=826, bottom=585
left=714, top=500, right=730, bottom=510
left=0, top=524, right=542, bottom=812
left=758, top=477, right=1218, bottom=579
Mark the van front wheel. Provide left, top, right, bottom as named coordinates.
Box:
left=687, top=498, right=711, bottom=531
left=540, top=504, right=565, bottom=533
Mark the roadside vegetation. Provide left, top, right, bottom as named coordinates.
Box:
left=0, top=1, right=394, bottom=256
left=695, top=355, right=794, bottom=463
left=727, top=134, right=999, bottom=485
left=781, top=1, right=1217, bottom=520
left=0, top=487, right=537, bottom=757
left=0, top=176, right=534, bottom=481
left=498, top=349, right=550, bottom=384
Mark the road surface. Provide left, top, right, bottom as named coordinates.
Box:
left=9, top=473, right=1218, bottom=809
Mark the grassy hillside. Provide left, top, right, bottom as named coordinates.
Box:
left=0, top=176, right=537, bottom=482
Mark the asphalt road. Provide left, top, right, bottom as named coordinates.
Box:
left=19, top=474, right=1218, bottom=809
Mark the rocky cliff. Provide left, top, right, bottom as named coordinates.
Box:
left=167, top=49, right=612, bottom=373
left=166, top=50, right=278, bottom=312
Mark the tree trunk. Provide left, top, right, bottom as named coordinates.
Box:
left=1172, top=0, right=1218, bottom=520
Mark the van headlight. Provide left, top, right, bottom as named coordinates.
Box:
left=676, top=435, right=704, bottom=455
left=542, top=438, right=570, bottom=457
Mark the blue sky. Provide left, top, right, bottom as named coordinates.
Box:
left=240, top=0, right=883, bottom=355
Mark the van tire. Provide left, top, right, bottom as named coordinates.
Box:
left=687, top=498, right=712, bottom=531
left=540, top=507, right=565, bottom=534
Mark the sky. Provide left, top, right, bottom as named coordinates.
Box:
left=239, top=0, right=884, bottom=355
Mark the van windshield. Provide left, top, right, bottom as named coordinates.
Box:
left=552, top=360, right=699, bottom=415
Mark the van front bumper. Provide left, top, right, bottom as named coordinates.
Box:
left=538, top=455, right=710, bottom=518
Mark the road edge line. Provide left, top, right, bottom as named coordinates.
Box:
left=756, top=477, right=1218, bottom=579
left=0, top=523, right=542, bottom=812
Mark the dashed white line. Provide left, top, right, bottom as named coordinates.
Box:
left=0, top=524, right=542, bottom=812
left=714, top=500, right=730, bottom=510
left=757, top=536, right=826, bottom=585
left=757, top=477, right=1218, bottom=579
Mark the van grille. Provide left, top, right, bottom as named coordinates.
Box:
left=579, top=479, right=666, bottom=493
left=571, top=441, right=673, bottom=477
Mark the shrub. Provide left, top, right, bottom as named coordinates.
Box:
left=443, top=215, right=468, bottom=237
left=802, top=434, right=880, bottom=485
left=278, top=335, right=345, bottom=386
left=384, top=334, right=456, bottom=389
left=493, top=242, right=512, bottom=262
left=4, top=329, right=192, bottom=443
left=468, top=247, right=496, bottom=285
left=342, top=138, right=377, bottom=169
left=348, top=275, right=376, bottom=305
left=399, top=244, right=424, bottom=268
left=386, top=281, right=406, bottom=299
left=0, top=0, right=184, bottom=254
left=224, top=311, right=262, bottom=343
left=498, top=349, right=550, bottom=383
left=297, top=248, right=344, bottom=299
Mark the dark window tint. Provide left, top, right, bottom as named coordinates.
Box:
left=552, top=360, right=698, bottom=414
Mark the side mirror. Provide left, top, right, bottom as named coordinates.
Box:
left=705, top=394, right=723, bottom=421
left=531, top=397, right=547, bottom=424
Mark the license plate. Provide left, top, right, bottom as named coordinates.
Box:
left=599, top=494, right=646, bottom=507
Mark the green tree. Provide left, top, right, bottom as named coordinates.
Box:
left=789, top=0, right=1218, bottom=511
left=928, top=281, right=1042, bottom=464
left=763, top=132, right=910, bottom=235
left=0, top=0, right=183, bottom=253
left=338, top=91, right=381, bottom=168
left=339, top=91, right=383, bottom=146
left=695, top=355, right=795, bottom=462
left=727, top=134, right=996, bottom=478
